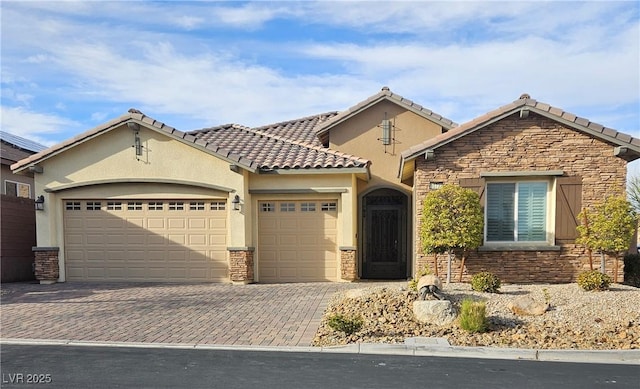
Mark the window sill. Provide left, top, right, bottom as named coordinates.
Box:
left=478, top=245, right=561, bottom=252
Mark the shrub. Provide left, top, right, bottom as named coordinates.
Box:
left=623, top=253, right=640, bottom=288
left=577, top=270, right=612, bottom=291
left=458, top=299, right=488, bottom=333
left=326, top=313, right=363, bottom=335
left=470, top=272, right=501, bottom=293
left=408, top=265, right=432, bottom=291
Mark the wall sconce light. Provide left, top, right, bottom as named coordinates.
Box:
left=232, top=194, right=241, bottom=211
left=35, top=195, right=45, bottom=211
left=127, top=122, right=143, bottom=157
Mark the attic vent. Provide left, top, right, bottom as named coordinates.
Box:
left=519, top=93, right=531, bottom=100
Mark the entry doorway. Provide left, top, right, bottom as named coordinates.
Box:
left=361, top=188, right=409, bottom=279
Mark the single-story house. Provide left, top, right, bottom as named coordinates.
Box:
left=11, top=88, right=639, bottom=284
left=1, top=131, right=47, bottom=282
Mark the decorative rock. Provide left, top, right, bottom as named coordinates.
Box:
left=508, top=296, right=549, bottom=316
left=412, top=300, right=456, bottom=326
left=417, top=275, right=444, bottom=300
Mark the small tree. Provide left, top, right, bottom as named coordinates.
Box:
left=421, top=184, right=483, bottom=283
left=577, top=196, right=636, bottom=282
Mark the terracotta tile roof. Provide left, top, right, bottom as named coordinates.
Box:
left=11, top=109, right=181, bottom=172
left=401, top=94, right=640, bottom=163
left=252, top=112, right=338, bottom=147
left=315, top=86, right=458, bottom=143
left=190, top=123, right=369, bottom=171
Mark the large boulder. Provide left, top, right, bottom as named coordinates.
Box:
left=508, top=296, right=549, bottom=316
left=413, top=300, right=456, bottom=326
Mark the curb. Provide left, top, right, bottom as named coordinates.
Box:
left=1, top=338, right=638, bottom=365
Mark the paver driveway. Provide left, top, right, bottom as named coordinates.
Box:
left=0, top=282, right=377, bottom=347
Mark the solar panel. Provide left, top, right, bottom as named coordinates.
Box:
left=0, top=131, right=47, bottom=153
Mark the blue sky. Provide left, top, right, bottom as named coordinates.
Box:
left=1, top=1, right=639, bottom=170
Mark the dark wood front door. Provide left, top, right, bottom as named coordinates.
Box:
left=362, top=190, right=408, bottom=279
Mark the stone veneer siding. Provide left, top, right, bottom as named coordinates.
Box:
left=414, top=113, right=627, bottom=283
left=229, top=248, right=254, bottom=283
left=32, top=247, right=59, bottom=284
left=340, top=248, right=358, bottom=281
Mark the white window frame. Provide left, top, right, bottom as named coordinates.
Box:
left=4, top=180, right=31, bottom=198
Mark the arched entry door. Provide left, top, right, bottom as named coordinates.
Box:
left=361, top=188, right=408, bottom=279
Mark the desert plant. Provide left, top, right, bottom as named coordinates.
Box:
left=458, top=299, right=488, bottom=333
left=623, top=253, right=640, bottom=287
left=421, top=184, right=484, bottom=283
left=470, top=271, right=501, bottom=293
left=577, top=270, right=612, bottom=291
left=408, top=265, right=432, bottom=291
left=326, top=313, right=363, bottom=335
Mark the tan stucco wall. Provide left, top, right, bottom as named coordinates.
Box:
left=328, top=100, right=444, bottom=193
left=32, top=124, right=249, bottom=281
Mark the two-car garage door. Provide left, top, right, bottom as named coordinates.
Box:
left=64, top=199, right=228, bottom=282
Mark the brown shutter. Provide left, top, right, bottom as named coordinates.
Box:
left=459, top=178, right=486, bottom=206
left=555, top=176, right=582, bottom=243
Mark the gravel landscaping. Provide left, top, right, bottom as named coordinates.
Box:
left=312, top=282, right=640, bottom=350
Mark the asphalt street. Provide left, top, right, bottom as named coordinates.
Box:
left=1, top=344, right=638, bottom=389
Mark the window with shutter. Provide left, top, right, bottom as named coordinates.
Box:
left=485, top=181, right=549, bottom=243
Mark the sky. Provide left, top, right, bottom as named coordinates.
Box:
left=1, top=1, right=639, bottom=171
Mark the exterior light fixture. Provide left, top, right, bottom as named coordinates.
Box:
left=381, top=113, right=391, bottom=146
left=35, top=195, right=45, bottom=211
left=127, top=122, right=143, bottom=157
left=232, top=194, right=241, bottom=211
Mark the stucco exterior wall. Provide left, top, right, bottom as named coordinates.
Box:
left=32, top=124, right=250, bottom=281
left=328, top=101, right=444, bottom=193
left=414, top=112, right=628, bottom=283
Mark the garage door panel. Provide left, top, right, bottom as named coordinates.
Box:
left=258, top=200, right=337, bottom=283
left=189, top=234, right=207, bottom=245
left=168, top=218, right=186, bottom=229
left=147, top=218, right=165, bottom=229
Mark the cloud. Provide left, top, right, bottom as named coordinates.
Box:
left=0, top=106, right=79, bottom=146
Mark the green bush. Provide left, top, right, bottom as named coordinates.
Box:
left=326, top=313, right=363, bottom=335
left=623, top=253, right=640, bottom=288
left=458, top=299, right=488, bottom=333
left=577, top=270, right=612, bottom=291
left=408, top=265, right=432, bottom=291
left=470, top=272, right=501, bottom=293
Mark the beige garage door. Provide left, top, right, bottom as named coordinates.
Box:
left=258, top=200, right=338, bottom=283
left=64, top=199, right=228, bottom=282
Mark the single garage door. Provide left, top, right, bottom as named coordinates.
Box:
left=64, top=199, right=228, bottom=282
left=258, top=200, right=338, bottom=282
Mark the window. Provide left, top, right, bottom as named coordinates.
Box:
left=65, top=201, right=81, bottom=210
left=211, top=201, right=226, bottom=211
left=169, top=202, right=184, bottom=211
left=321, top=202, right=337, bottom=211
left=86, top=201, right=102, bottom=211
left=4, top=180, right=30, bottom=198
left=280, top=202, right=296, bottom=212
left=260, top=202, right=275, bottom=212
left=148, top=202, right=163, bottom=211
left=486, top=182, right=548, bottom=242
left=127, top=202, right=143, bottom=210
left=190, top=202, right=205, bottom=211
left=301, top=202, right=316, bottom=212
left=106, top=201, right=122, bottom=210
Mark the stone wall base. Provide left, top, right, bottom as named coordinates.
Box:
left=32, top=247, right=59, bottom=284
left=229, top=248, right=254, bottom=283
left=340, top=248, right=357, bottom=281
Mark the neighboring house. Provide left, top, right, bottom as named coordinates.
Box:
left=1, top=131, right=47, bottom=282
left=400, top=94, right=639, bottom=283
left=11, top=89, right=639, bottom=284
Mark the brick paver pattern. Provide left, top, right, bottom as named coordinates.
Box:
left=0, top=282, right=376, bottom=347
